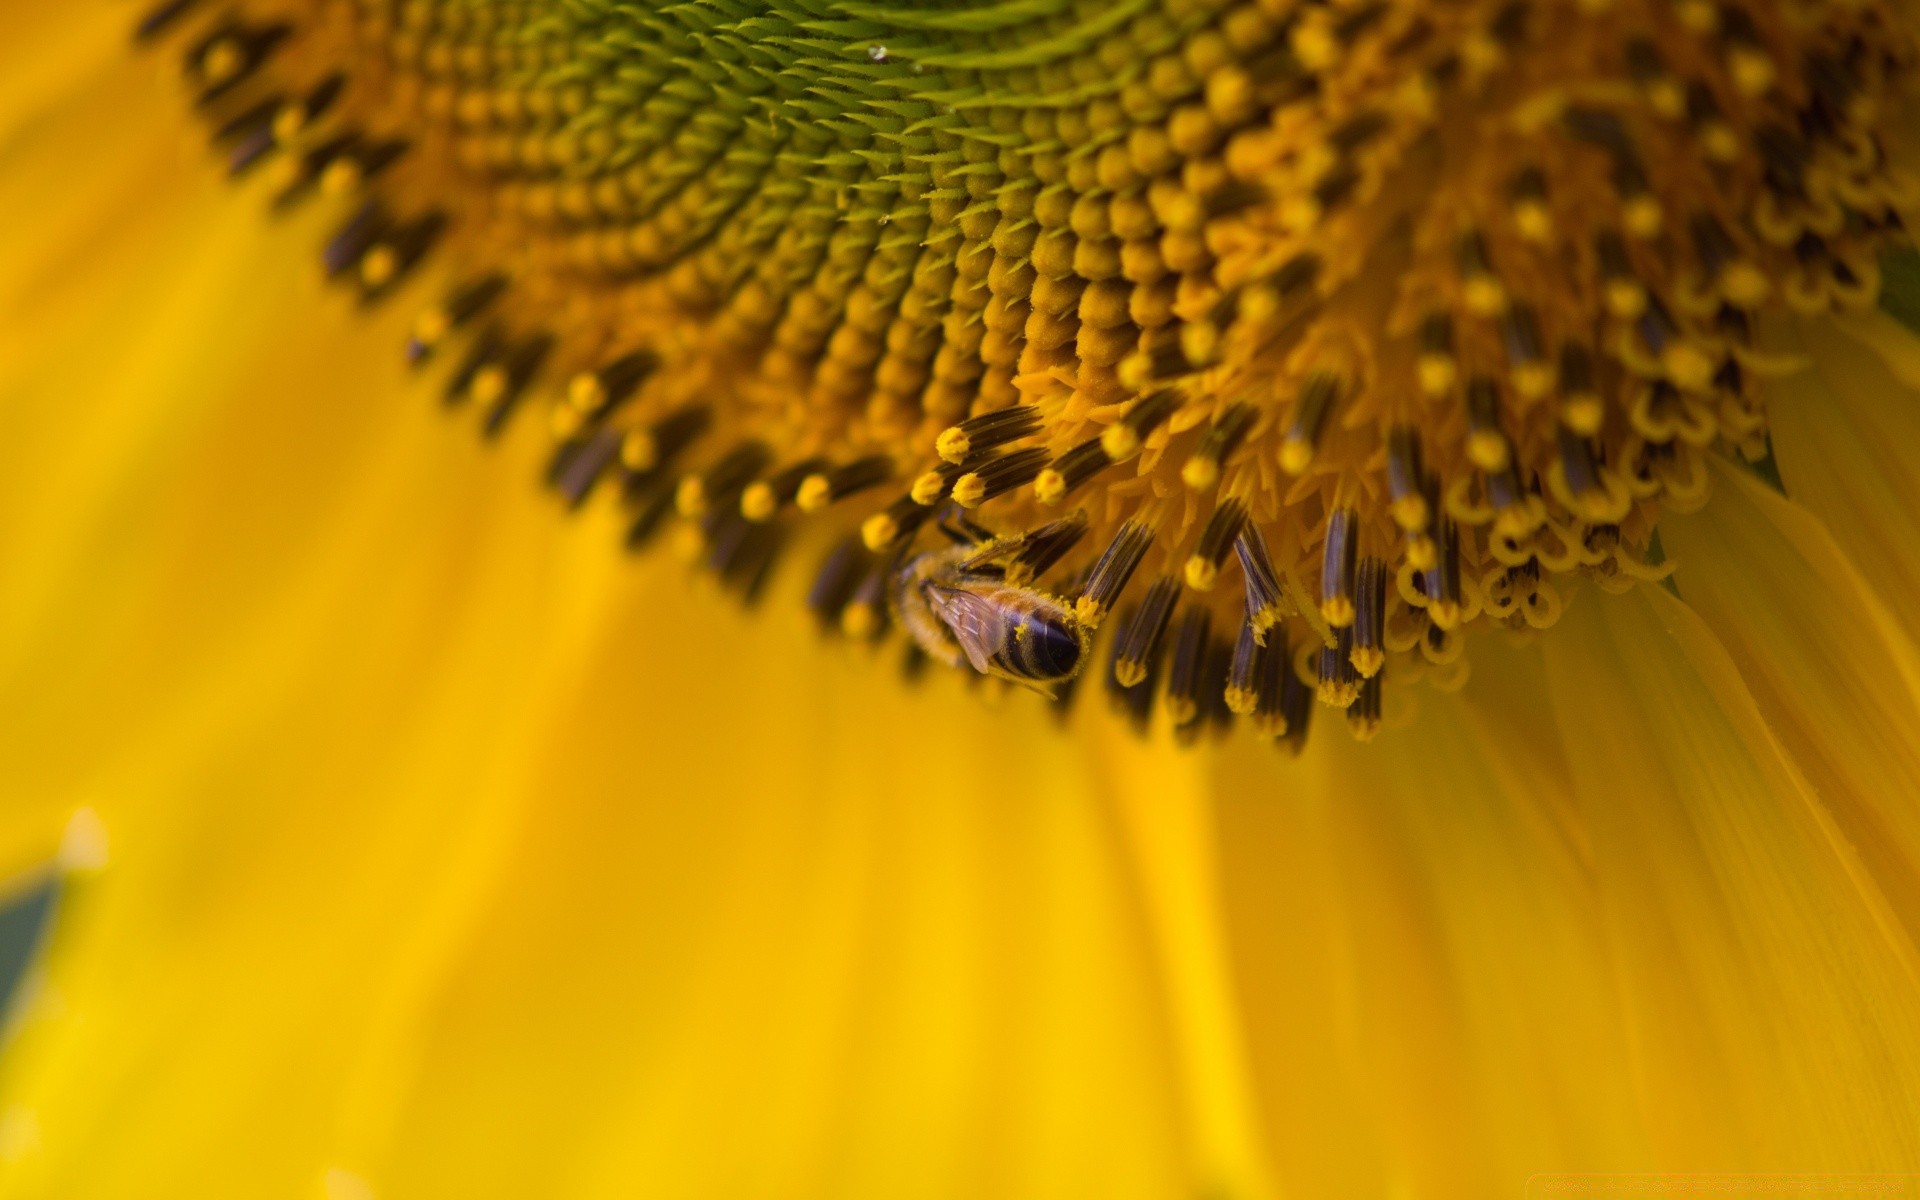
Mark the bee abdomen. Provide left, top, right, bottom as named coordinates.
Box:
left=995, top=605, right=1085, bottom=682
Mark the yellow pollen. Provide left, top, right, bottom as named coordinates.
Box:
left=795, top=475, right=833, bottom=514
left=950, top=473, right=988, bottom=508
left=861, top=513, right=899, bottom=553
left=358, top=246, right=397, bottom=289
left=568, top=373, right=606, bottom=412
left=620, top=430, right=658, bottom=473
left=934, top=427, right=972, bottom=464
left=320, top=159, right=362, bottom=196
left=674, top=476, right=708, bottom=518
left=1181, top=456, right=1220, bottom=491
left=1184, top=556, right=1219, bottom=592
left=739, top=482, right=779, bottom=522
left=468, top=366, right=508, bottom=408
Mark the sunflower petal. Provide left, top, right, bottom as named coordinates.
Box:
left=1764, top=311, right=1920, bottom=648
left=1541, top=587, right=1920, bottom=1162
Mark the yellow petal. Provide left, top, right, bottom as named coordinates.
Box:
left=1542, top=586, right=1920, bottom=1163
left=1662, top=457, right=1920, bottom=946
left=1764, top=311, right=1920, bottom=648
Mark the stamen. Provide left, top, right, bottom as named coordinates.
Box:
left=1003, top=511, right=1091, bottom=585
left=408, top=276, right=506, bottom=366
left=795, top=457, right=894, bottom=514
left=950, top=447, right=1049, bottom=509
left=1099, top=390, right=1182, bottom=463
left=1180, top=403, right=1257, bottom=491
left=1185, top=499, right=1247, bottom=592
left=1320, top=507, right=1360, bottom=629
left=1075, top=519, right=1157, bottom=628
left=936, top=406, right=1042, bottom=464
left=1233, top=523, right=1288, bottom=640
left=1113, top=578, right=1181, bottom=689
left=1034, top=437, right=1111, bottom=505
left=1164, top=606, right=1214, bottom=730
left=676, top=444, right=770, bottom=520
left=1280, top=373, right=1339, bottom=475
left=1351, top=557, right=1388, bottom=678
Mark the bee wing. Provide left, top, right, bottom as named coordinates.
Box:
left=924, top=585, right=1011, bottom=675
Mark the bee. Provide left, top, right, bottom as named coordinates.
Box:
left=892, top=521, right=1089, bottom=694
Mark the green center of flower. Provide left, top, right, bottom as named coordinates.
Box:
left=145, top=0, right=1917, bottom=746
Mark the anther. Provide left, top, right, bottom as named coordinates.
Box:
left=807, top=536, right=872, bottom=631
left=1507, top=167, right=1552, bottom=242
left=1417, top=312, right=1457, bottom=397
left=862, top=495, right=932, bottom=551
left=676, top=443, right=771, bottom=519
left=1502, top=305, right=1551, bottom=398
left=1689, top=214, right=1770, bottom=307
left=1625, top=38, right=1684, bottom=117
left=796, top=456, right=894, bottom=513
left=1034, top=436, right=1112, bottom=504
left=1455, top=231, right=1506, bottom=316
left=841, top=563, right=892, bottom=642
left=1251, top=625, right=1292, bottom=739
left=1351, top=557, right=1387, bottom=678
left=1386, top=426, right=1432, bottom=534
left=622, top=406, right=710, bottom=476
left=951, top=446, right=1050, bottom=508
left=1113, top=577, right=1181, bottom=688
left=444, top=326, right=506, bottom=408
left=706, top=512, right=784, bottom=604
left=323, top=200, right=389, bottom=279
left=1164, top=606, right=1213, bottom=729
left=1280, top=372, right=1338, bottom=474
left=1686, top=82, right=1742, bottom=163
left=1423, top=517, right=1464, bottom=629
left=936, top=405, right=1043, bottom=464
left=1185, top=499, right=1247, bottom=591
left=1718, top=8, right=1778, bottom=97
left=549, top=429, right=624, bottom=509
left=623, top=478, right=679, bottom=551
left=408, top=275, right=507, bottom=365
left=1320, top=507, right=1360, bottom=628
left=1557, top=426, right=1604, bottom=504
left=138, top=0, right=205, bottom=41
left=1557, top=342, right=1603, bottom=435
left=1346, top=673, right=1383, bottom=741
left=1100, top=390, right=1182, bottom=462
left=1233, top=523, right=1288, bottom=639
left=1318, top=627, right=1360, bottom=708
left=569, top=351, right=659, bottom=419
left=741, top=458, right=831, bottom=522
left=358, top=212, right=445, bottom=300
left=478, top=335, right=554, bottom=437
left=1612, top=156, right=1664, bottom=237
left=1005, top=510, right=1091, bottom=584
left=189, top=22, right=288, bottom=103
left=1104, top=606, right=1161, bottom=733
left=1596, top=231, right=1647, bottom=319
left=1075, top=518, right=1157, bottom=628
left=1181, top=403, right=1257, bottom=490
left=1224, top=615, right=1267, bottom=716
left=1464, top=377, right=1510, bottom=472
left=911, top=460, right=969, bottom=507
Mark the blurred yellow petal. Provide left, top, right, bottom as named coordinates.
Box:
left=1663, top=458, right=1920, bottom=943
left=1543, top=588, right=1920, bottom=1163
left=1765, top=310, right=1920, bottom=647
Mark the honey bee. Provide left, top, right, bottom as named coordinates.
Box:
left=892, top=527, right=1089, bottom=694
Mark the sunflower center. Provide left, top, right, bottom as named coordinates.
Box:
left=149, top=0, right=1916, bottom=745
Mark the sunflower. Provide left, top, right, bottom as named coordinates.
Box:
left=2, top=0, right=1920, bottom=1195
